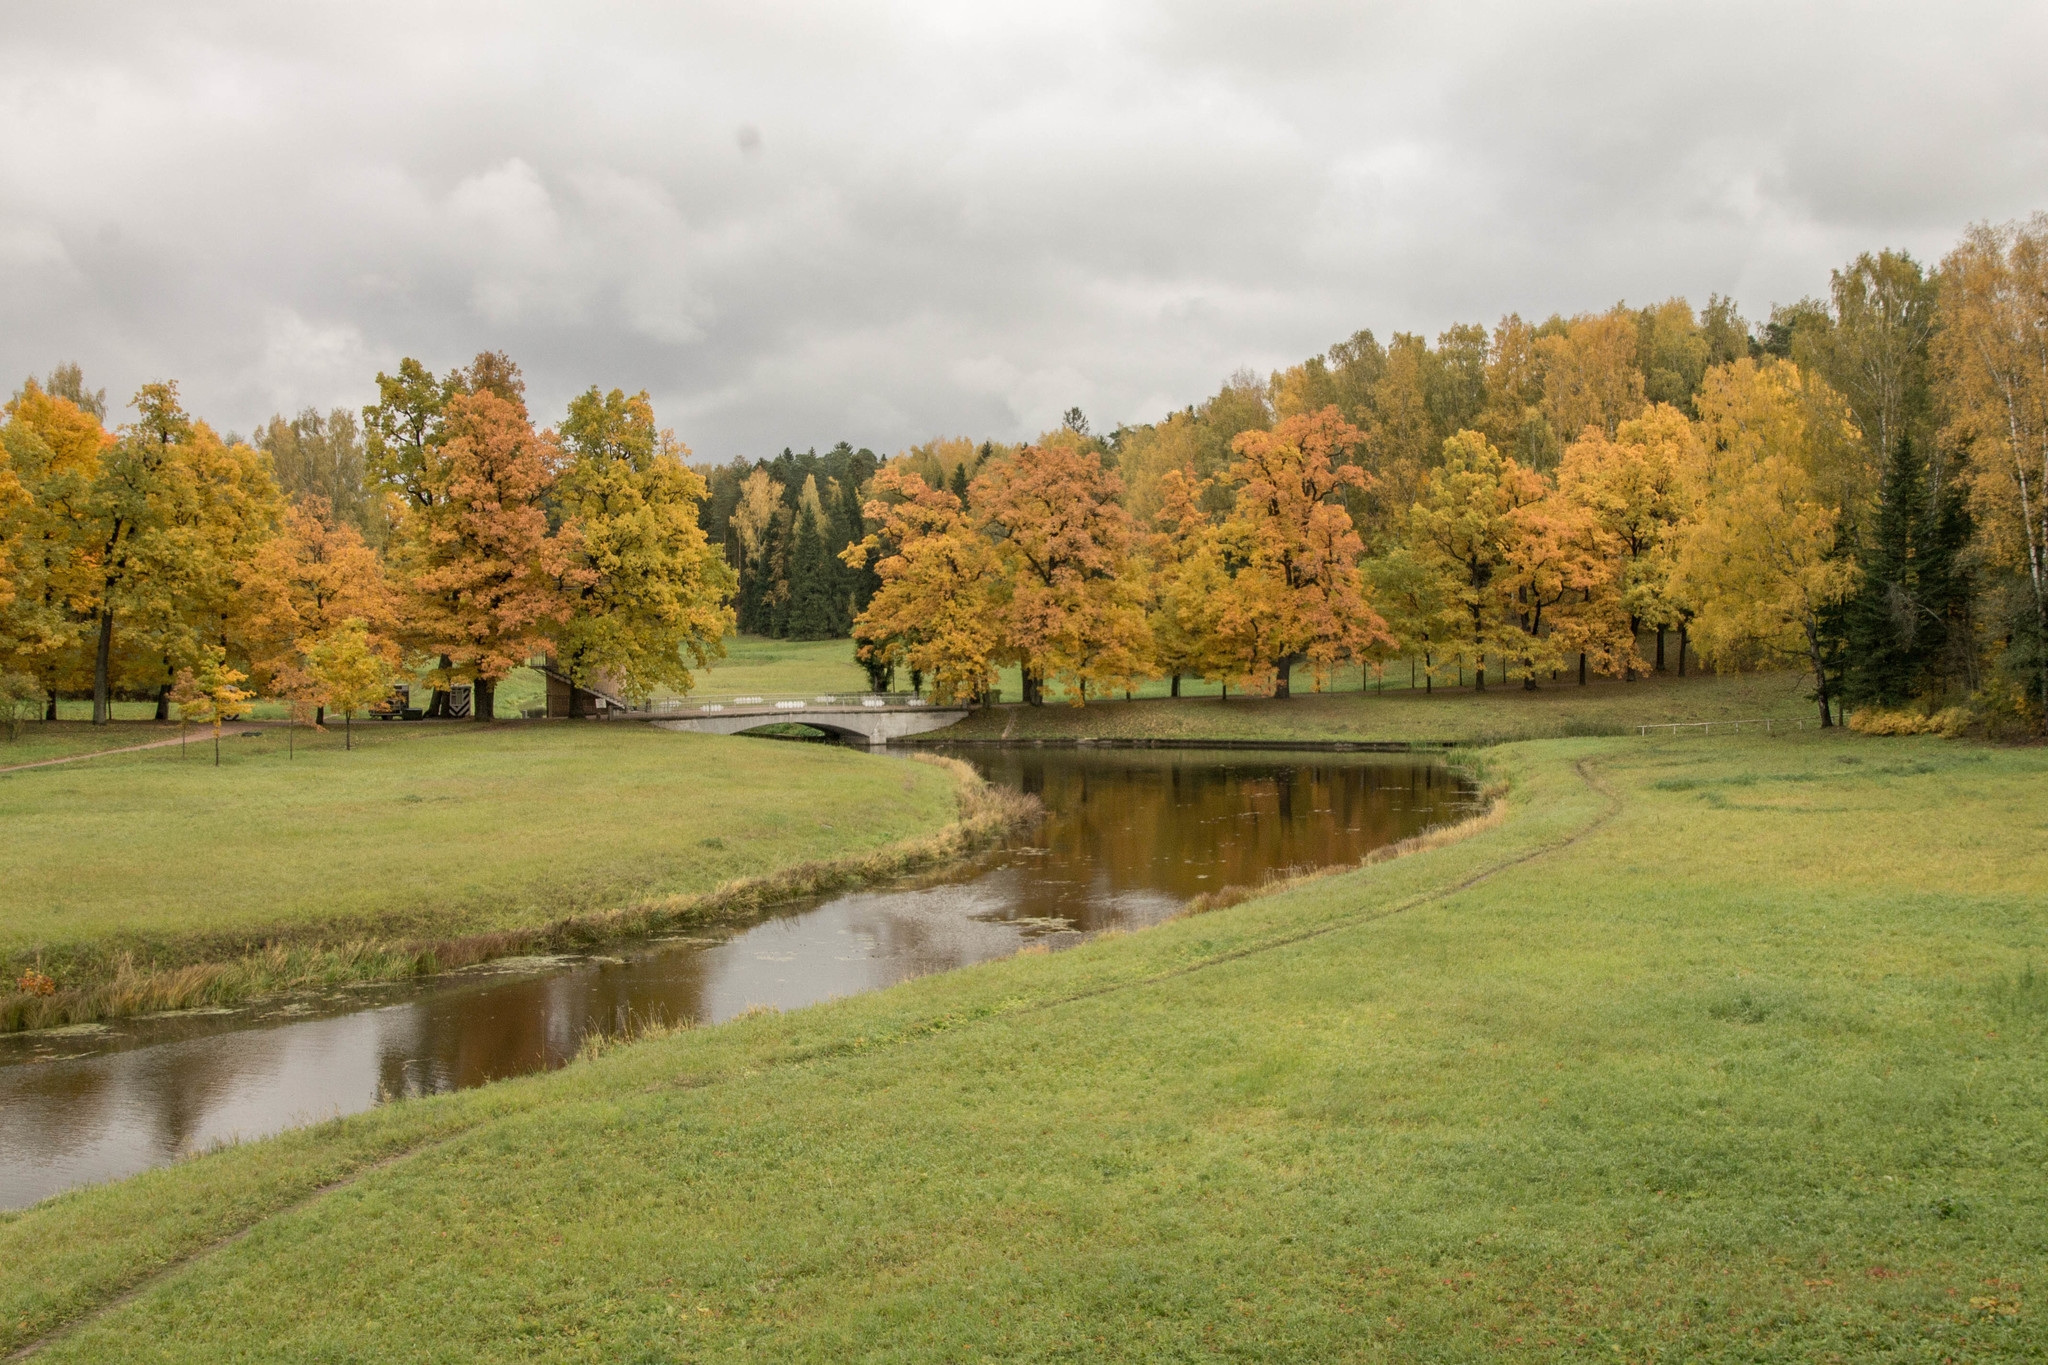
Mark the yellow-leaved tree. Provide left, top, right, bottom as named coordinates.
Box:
left=1672, top=358, right=1866, bottom=726
left=551, top=387, right=735, bottom=707
left=1407, top=430, right=1547, bottom=689
left=169, top=647, right=254, bottom=766
left=1556, top=403, right=1701, bottom=676
left=302, top=618, right=398, bottom=750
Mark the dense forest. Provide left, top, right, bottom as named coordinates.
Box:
left=3, top=216, right=2047, bottom=731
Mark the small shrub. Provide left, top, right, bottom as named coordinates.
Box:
left=15, top=969, right=55, bottom=997
left=1847, top=708, right=1937, bottom=736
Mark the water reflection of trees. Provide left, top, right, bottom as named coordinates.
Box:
left=966, top=752, right=1470, bottom=932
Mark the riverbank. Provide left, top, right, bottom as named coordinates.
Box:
left=5, top=731, right=2040, bottom=1360
left=927, top=667, right=1815, bottom=745
left=0, top=726, right=1031, bottom=1031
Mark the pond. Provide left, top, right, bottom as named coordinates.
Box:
left=0, top=746, right=1476, bottom=1210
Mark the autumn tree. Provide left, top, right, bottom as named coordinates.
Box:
left=239, top=497, right=393, bottom=722
left=1557, top=404, right=1701, bottom=674
left=302, top=618, right=397, bottom=750
left=1215, top=407, right=1391, bottom=697
left=396, top=387, right=571, bottom=722
left=971, top=440, right=1149, bottom=704
left=843, top=468, right=1000, bottom=703
left=1145, top=468, right=1233, bottom=695
left=1934, top=215, right=2048, bottom=725
left=1537, top=308, right=1647, bottom=441
left=169, top=647, right=253, bottom=766
left=551, top=387, right=735, bottom=702
left=0, top=381, right=107, bottom=715
left=1674, top=359, right=1865, bottom=725
left=1408, top=430, right=1548, bottom=689
left=729, top=468, right=785, bottom=635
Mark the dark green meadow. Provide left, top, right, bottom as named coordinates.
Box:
left=3, top=730, right=2041, bottom=1360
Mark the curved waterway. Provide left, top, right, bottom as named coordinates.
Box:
left=0, top=747, right=1475, bottom=1210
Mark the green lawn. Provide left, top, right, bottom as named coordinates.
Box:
left=687, top=635, right=874, bottom=698
left=0, top=722, right=962, bottom=1023
left=940, top=667, right=1816, bottom=745
left=4, top=730, right=2039, bottom=1360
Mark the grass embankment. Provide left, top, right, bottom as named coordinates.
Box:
left=937, top=668, right=1815, bottom=745
left=0, top=723, right=1030, bottom=1030
left=4, top=731, right=2041, bottom=1360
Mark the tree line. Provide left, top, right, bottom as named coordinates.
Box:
left=5, top=215, right=2046, bottom=732
left=0, top=354, right=732, bottom=725
left=839, top=216, right=2048, bottom=731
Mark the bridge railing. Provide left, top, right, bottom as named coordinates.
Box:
left=633, top=692, right=937, bottom=716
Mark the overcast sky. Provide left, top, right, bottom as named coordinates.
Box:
left=2, top=2, right=2041, bottom=460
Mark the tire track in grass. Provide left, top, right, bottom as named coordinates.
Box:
left=9, top=752, right=1622, bottom=1358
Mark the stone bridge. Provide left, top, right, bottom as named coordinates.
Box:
left=648, top=700, right=970, bottom=746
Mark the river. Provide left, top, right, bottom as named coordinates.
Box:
left=0, top=746, right=1474, bottom=1210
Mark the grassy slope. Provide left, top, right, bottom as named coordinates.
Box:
left=4, top=731, right=2041, bottom=1361
left=938, top=668, right=1816, bottom=745
left=687, top=634, right=874, bottom=697
left=0, top=722, right=957, bottom=984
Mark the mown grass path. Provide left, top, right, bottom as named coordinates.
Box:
left=5, top=733, right=2043, bottom=1361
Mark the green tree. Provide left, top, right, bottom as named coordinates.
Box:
left=782, top=502, right=839, bottom=640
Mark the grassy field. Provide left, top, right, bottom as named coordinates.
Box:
left=939, top=668, right=1816, bottom=745
left=0, top=722, right=971, bottom=1026
left=687, top=635, right=874, bottom=697
left=3, top=729, right=2040, bottom=1360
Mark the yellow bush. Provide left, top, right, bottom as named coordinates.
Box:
left=1848, top=705, right=1976, bottom=738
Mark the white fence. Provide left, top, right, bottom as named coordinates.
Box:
left=1636, top=717, right=1807, bottom=737
left=637, top=692, right=934, bottom=716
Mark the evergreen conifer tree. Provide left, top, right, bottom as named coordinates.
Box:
left=1845, top=434, right=1963, bottom=705
left=783, top=503, right=839, bottom=640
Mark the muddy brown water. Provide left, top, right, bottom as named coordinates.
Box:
left=0, top=747, right=1475, bottom=1210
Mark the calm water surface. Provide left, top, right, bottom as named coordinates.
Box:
left=0, top=746, right=1474, bottom=1209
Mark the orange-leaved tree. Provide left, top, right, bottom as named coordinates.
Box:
left=240, top=496, right=393, bottom=723
left=971, top=439, right=1149, bottom=705
left=395, top=388, right=572, bottom=722
left=1216, top=407, right=1390, bottom=697
left=843, top=467, right=999, bottom=704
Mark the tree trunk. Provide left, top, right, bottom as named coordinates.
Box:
left=1578, top=652, right=1588, bottom=686
left=315, top=704, right=325, bottom=727
left=44, top=689, right=57, bottom=722
left=1474, top=663, right=1485, bottom=692
left=92, top=609, right=114, bottom=725
left=425, top=655, right=451, bottom=717
left=154, top=681, right=171, bottom=722
left=346, top=713, right=352, bottom=750
left=1274, top=656, right=1293, bottom=700
left=473, top=677, right=495, bottom=722
left=1170, top=673, right=1180, bottom=699
left=1655, top=627, right=1666, bottom=671
left=1678, top=625, right=1688, bottom=677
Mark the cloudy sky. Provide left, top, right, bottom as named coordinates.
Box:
left=2, top=2, right=2041, bottom=459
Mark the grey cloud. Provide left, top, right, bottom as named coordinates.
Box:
left=0, top=2, right=2040, bottom=458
